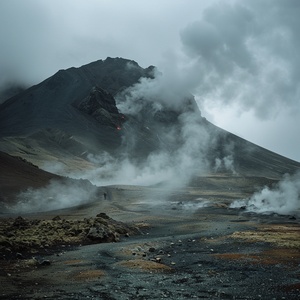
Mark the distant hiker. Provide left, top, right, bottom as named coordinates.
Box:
left=103, top=192, right=107, bottom=200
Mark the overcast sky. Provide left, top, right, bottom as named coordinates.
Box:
left=1, top=0, right=299, bottom=161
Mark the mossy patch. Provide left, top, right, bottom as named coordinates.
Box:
left=71, top=269, right=105, bottom=281
left=0, top=213, right=138, bottom=257
left=230, top=224, right=300, bottom=248
left=214, top=248, right=300, bottom=267
left=115, top=259, right=172, bottom=272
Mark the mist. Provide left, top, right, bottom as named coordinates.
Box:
left=3, top=0, right=300, bottom=212
left=230, top=171, right=300, bottom=216
left=214, top=155, right=237, bottom=175
left=66, top=68, right=216, bottom=191
left=1, top=1, right=300, bottom=160
left=11, top=179, right=99, bottom=213
left=12, top=65, right=223, bottom=212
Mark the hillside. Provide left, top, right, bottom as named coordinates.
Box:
left=0, top=151, right=60, bottom=205
left=0, top=58, right=299, bottom=300
left=0, top=57, right=299, bottom=185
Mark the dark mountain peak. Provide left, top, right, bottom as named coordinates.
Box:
left=0, top=57, right=299, bottom=180
left=87, top=86, right=118, bottom=113
left=0, top=57, right=154, bottom=137
left=77, top=57, right=155, bottom=96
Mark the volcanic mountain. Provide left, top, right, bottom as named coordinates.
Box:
left=1, top=58, right=300, bottom=300
left=0, top=57, right=299, bottom=204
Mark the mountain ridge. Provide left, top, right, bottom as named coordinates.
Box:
left=0, top=57, right=299, bottom=185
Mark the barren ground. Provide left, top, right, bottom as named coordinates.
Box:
left=0, top=180, right=299, bottom=299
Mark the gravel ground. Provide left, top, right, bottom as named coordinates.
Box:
left=0, top=185, right=299, bottom=299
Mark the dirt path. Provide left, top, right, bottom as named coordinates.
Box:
left=1, top=185, right=299, bottom=299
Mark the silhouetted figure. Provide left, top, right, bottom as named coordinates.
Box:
left=103, top=192, right=107, bottom=200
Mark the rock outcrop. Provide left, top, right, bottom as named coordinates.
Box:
left=0, top=57, right=299, bottom=181
left=0, top=213, right=138, bottom=258
left=76, top=86, right=125, bottom=129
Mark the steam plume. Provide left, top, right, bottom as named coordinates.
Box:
left=12, top=179, right=98, bottom=213
left=230, top=171, right=300, bottom=216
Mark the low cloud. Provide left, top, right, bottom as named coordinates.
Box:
left=230, top=171, right=300, bottom=216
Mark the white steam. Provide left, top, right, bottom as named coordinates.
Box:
left=214, top=155, right=237, bottom=175
left=68, top=70, right=213, bottom=188
left=230, top=172, right=300, bottom=216
left=72, top=153, right=176, bottom=187
left=117, top=67, right=193, bottom=112
left=41, top=161, right=67, bottom=175
left=12, top=179, right=98, bottom=213
left=13, top=63, right=220, bottom=213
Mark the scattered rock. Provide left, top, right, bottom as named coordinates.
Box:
left=40, top=260, right=51, bottom=266
left=16, top=252, right=24, bottom=259
left=96, top=213, right=110, bottom=219
left=86, top=226, right=117, bottom=243
left=13, top=216, right=30, bottom=228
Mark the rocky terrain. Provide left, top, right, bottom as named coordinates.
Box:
left=0, top=57, right=299, bottom=299
left=0, top=57, right=299, bottom=178
left=0, top=183, right=299, bottom=299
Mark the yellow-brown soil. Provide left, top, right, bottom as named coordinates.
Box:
left=115, top=259, right=173, bottom=272
left=230, top=224, right=300, bottom=248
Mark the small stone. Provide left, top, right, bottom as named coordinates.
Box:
left=16, top=252, right=24, bottom=259
left=96, top=213, right=110, bottom=219
left=148, top=247, right=156, bottom=253
left=52, top=216, right=61, bottom=221
left=40, top=260, right=51, bottom=266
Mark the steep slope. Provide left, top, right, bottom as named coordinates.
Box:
left=0, top=151, right=60, bottom=204
left=0, top=58, right=154, bottom=150
left=0, top=57, right=299, bottom=181
left=204, top=124, right=300, bottom=178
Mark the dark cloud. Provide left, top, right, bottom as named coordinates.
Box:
left=180, top=0, right=300, bottom=119
left=0, top=0, right=299, bottom=161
